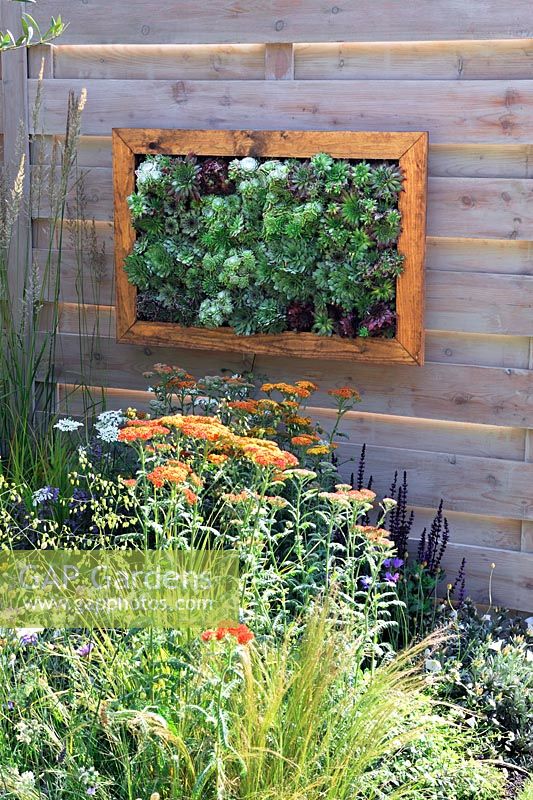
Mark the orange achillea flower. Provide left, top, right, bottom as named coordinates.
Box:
left=256, top=399, right=281, bottom=412
left=121, top=478, right=137, bottom=488
left=291, top=434, right=319, bottom=446
left=281, top=400, right=300, bottom=409
left=264, top=495, right=288, bottom=509
left=147, top=460, right=202, bottom=490
left=295, top=380, right=318, bottom=392
left=320, top=486, right=376, bottom=504
left=227, top=400, right=260, bottom=414
left=261, top=382, right=310, bottom=399
left=183, top=488, right=199, bottom=505
left=284, top=415, right=312, bottom=427
left=207, top=453, right=229, bottom=465
left=240, top=443, right=298, bottom=470
left=118, top=425, right=170, bottom=442
left=159, top=414, right=232, bottom=443
left=201, top=624, right=254, bottom=645
left=327, top=387, right=361, bottom=401
left=168, top=379, right=196, bottom=389
left=125, top=419, right=160, bottom=427
left=356, top=525, right=394, bottom=547
left=223, top=490, right=254, bottom=504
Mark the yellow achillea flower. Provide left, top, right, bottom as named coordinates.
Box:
left=207, top=453, right=229, bottom=465
left=306, top=444, right=337, bottom=456
left=261, top=382, right=310, bottom=399
left=295, top=380, right=318, bottom=392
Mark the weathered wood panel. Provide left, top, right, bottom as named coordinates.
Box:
left=426, top=272, right=533, bottom=335
left=437, top=542, right=533, bottom=609
left=426, top=237, right=533, bottom=274
left=29, top=79, right=533, bottom=144
left=33, top=137, right=533, bottom=178
left=31, top=166, right=533, bottom=242
left=29, top=1, right=533, bottom=44
left=295, top=40, right=533, bottom=81
left=53, top=44, right=266, bottom=80
left=335, top=443, right=533, bottom=521
left=46, top=330, right=533, bottom=428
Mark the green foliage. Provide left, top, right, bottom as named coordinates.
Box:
left=433, top=601, right=533, bottom=769
left=0, top=5, right=65, bottom=51
left=125, top=153, right=404, bottom=337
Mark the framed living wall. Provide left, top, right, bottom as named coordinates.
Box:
left=113, top=129, right=428, bottom=364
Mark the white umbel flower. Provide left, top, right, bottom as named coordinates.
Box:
left=54, top=418, right=83, bottom=432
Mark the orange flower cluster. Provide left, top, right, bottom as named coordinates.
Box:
left=291, top=434, right=320, bottom=447
left=356, top=525, right=394, bottom=547
left=146, top=460, right=202, bottom=489
left=227, top=400, right=260, bottom=414
left=117, top=424, right=170, bottom=442
left=237, top=437, right=298, bottom=470
left=327, top=387, right=361, bottom=401
left=158, top=415, right=231, bottom=443
left=201, top=623, right=254, bottom=645
left=319, top=486, right=376, bottom=505
left=261, top=382, right=313, bottom=399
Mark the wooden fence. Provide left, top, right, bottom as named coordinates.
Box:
left=1, top=0, right=532, bottom=610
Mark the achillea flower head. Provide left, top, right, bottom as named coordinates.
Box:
left=291, top=434, right=319, bottom=446
left=118, top=424, right=170, bottom=442
left=227, top=400, right=260, bottom=414
left=202, top=624, right=254, bottom=645
left=327, top=387, right=361, bottom=401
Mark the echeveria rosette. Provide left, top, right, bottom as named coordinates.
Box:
left=127, top=153, right=404, bottom=338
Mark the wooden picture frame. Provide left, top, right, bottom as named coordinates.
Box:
left=113, top=129, right=428, bottom=364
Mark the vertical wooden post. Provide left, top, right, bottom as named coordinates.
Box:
left=1, top=0, right=32, bottom=315
left=521, top=338, right=533, bottom=552
left=264, top=43, right=294, bottom=81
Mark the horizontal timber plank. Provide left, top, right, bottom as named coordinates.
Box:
left=53, top=44, right=266, bottom=80
left=39, top=298, right=532, bottom=368
left=426, top=272, right=533, bottom=335
left=408, top=506, right=521, bottom=551
left=435, top=542, right=533, bottom=611
left=31, top=166, right=533, bottom=241
left=29, top=79, right=533, bottom=144
left=335, top=442, right=533, bottom=520
left=29, top=1, right=533, bottom=44
left=428, top=177, right=533, bottom=239
left=295, top=40, right=533, bottom=81
left=426, top=237, right=533, bottom=274
left=53, top=381, right=526, bottom=461
left=48, top=332, right=533, bottom=427
left=35, top=137, right=533, bottom=178
left=429, top=144, right=532, bottom=178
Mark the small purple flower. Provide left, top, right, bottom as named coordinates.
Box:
left=359, top=575, right=373, bottom=589
left=392, top=557, right=404, bottom=569
left=32, top=486, right=59, bottom=507
left=19, top=632, right=39, bottom=645
left=385, top=571, right=400, bottom=585
left=383, top=558, right=392, bottom=568
left=77, top=642, right=94, bottom=658
left=86, top=788, right=97, bottom=796
left=4, top=700, right=15, bottom=711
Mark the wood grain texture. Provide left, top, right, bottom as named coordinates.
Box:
left=333, top=442, right=533, bottom=520
left=426, top=272, right=533, bottom=335
left=295, top=40, right=533, bottom=81
left=53, top=44, right=265, bottom=80
left=35, top=138, right=533, bottom=179
left=48, top=332, right=533, bottom=427
left=428, top=177, right=533, bottom=239
left=28, top=1, right=533, bottom=44
left=426, top=237, right=533, bottom=274
left=111, top=130, right=136, bottom=336
left=32, top=166, right=533, bottom=241
left=264, top=44, right=294, bottom=80
left=435, top=542, right=532, bottom=611
left=28, top=79, right=533, bottom=144
left=113, top=128, right=427, bottom=364
left=40, top=299, right=532, bottom=369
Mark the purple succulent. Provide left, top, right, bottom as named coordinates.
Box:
left=286, top=301, right=315, bottom=332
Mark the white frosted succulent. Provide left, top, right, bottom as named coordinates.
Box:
left=135, top=159, right=162, bottom=185
left=54, top=417, right=84, bottom=432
